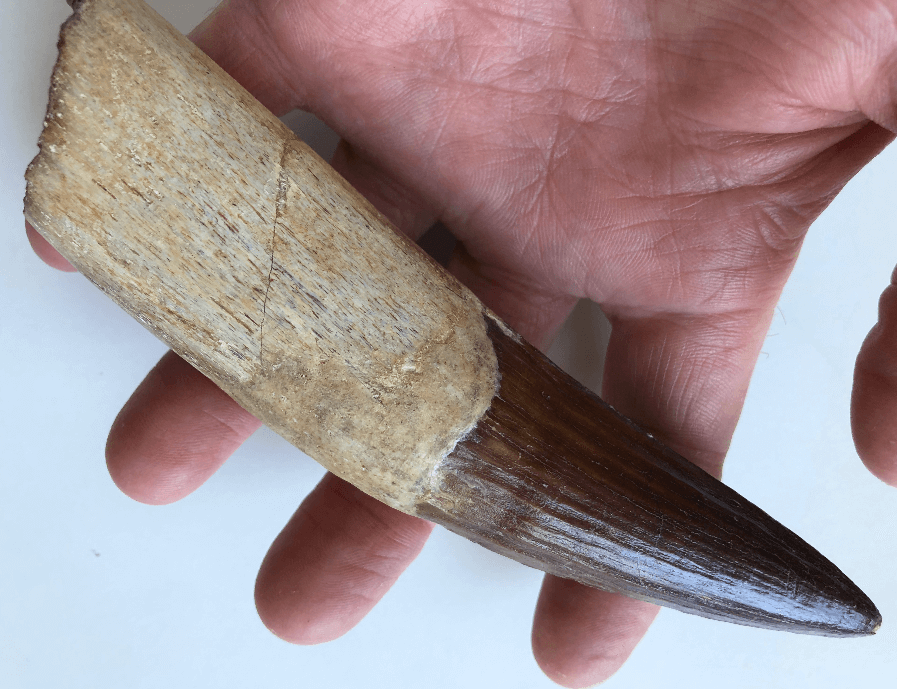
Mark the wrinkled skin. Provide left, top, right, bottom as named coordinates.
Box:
left=26, top=0, right=897, bottom=685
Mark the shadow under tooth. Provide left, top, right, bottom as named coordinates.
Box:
left=417, top=318, right=881, bottom=636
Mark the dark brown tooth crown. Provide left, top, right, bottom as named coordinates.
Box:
left=418, top=318, right=881, bottom=636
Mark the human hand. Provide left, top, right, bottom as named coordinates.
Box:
left=26, top=0, right=897, bottom=685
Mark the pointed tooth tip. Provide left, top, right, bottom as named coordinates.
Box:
left=860, top=609, right=882, bottom=636
left=843, top=616, right=881, bottom=637
left=843, top=585, right=881, bottom=636
left=826, top=599, right=881, bottom=637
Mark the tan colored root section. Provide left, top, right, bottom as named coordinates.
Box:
left=25, top=0, right=498, bottom=513
left=246, top=142, right=498, bottom=510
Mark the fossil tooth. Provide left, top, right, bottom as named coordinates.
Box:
left=24, top=0, right=880, bottom=636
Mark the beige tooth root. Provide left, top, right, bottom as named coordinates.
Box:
left=24, top=0, right=498, bottom=514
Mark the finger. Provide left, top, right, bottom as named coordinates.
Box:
left=599, top=310, right=776, bottom=476
left=532, top=307, right=774, bottom=685
left=106, top=350, right=261, bottom=504
left=188, top=0, right=369, bottom=118
left=852, top=268, right=897, bottom=485
left=26, top=221, right=76, bottom=272
left=532, top=577, right=659, bottom=689
left=255, top=472, right=433, bottom=643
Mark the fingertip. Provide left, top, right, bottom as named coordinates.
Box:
left=105, top=410, right=199, bottom=506
left=254, top=534, right=348, bottom=646
left=105, top=351, right=261, bottom=505
left=254, top=474, right=433, bottom=646
left=254, top=588, right=345, bottom=647
left=531, top=576, right=658, bottom=688
left=254, top=577, right=339, bottom=646
left=26, top=221, right=77, bottom=272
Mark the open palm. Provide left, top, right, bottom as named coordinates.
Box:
left=27, top=0, right=897, bottom=685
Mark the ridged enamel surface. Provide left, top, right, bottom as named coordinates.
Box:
left=420, top=320, right=880, bottom=636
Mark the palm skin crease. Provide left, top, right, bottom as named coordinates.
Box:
left=24, top=0, right=897, bottom=685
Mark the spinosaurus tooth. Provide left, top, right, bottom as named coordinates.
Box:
left=25, top=0, right=880, bottom=636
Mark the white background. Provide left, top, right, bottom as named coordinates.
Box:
left=1, top=1, right=895, bottom=687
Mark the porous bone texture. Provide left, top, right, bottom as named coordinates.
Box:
left=24, top=0, right=498, bottom=513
